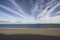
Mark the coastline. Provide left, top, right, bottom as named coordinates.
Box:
left=0, top=29, right=60, bottom=36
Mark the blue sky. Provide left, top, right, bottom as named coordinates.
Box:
left=0, top=0, right=60, bottom=23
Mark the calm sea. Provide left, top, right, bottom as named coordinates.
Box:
left=0, top=24, right=60, bottom=28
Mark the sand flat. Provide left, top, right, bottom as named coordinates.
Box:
left=0, top=29, right=60, bottom=36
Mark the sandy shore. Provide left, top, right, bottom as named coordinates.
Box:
left=0, top=29, right=60, bottom=36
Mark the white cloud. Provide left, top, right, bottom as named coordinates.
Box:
left=0, top=0, right=60, bottom=24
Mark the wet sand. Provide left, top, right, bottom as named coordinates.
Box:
left=0, top=34, right=60, bottom=40
left=0, top=29, right=60, bottom=36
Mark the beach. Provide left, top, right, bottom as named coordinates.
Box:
left=0, top=29, right=60, bottom=36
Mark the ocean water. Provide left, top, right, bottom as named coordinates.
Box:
left=0, top=24, right=60, bottom=28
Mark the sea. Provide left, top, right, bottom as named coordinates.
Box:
left=0, top=24, right=60, bottom=29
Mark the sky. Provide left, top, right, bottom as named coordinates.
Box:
left=0, top=0, right=60, bottom=23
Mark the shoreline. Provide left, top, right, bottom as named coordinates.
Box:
left=0, top=29, right=60, bottom=36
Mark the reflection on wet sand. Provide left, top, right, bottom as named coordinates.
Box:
left=0, top=34, right=60, bottom=40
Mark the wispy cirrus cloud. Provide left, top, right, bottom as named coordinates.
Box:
left=0, top=0, right=60, bottom=23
